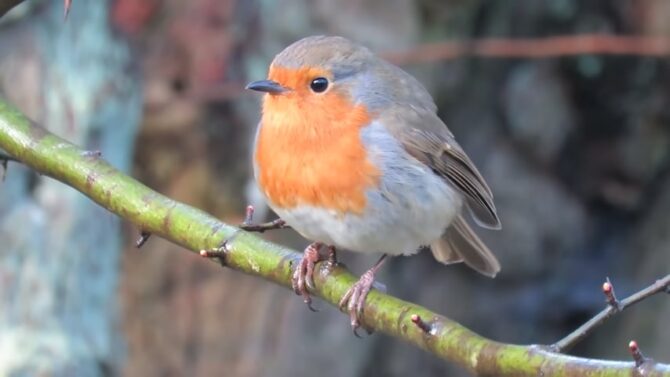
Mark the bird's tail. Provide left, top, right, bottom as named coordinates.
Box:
left=430, top=215, right=500, bottom=278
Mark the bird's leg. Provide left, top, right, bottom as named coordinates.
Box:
left=339, top=254, right=388, bottom=335
left=292, top=242, right=323, bottom=311
left=239, top=205, right=289, bottom=233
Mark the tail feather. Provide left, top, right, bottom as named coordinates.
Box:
left=430, top=215, right=500, bottom=278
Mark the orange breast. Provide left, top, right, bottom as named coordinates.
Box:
left=254, top=79, right=380, bottom=215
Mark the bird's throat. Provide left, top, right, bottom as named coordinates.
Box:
left=255, top=94, right=380, bottom=215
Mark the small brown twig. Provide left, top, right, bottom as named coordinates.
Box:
left=199, top=241, right=230, bottom=267
left=0, top=151, right=19, bottom=163
left=0, top=151, right=20, bottom=181
left=239, top=205, right=289, bottom=233
left=63, top=0, right=72, bottom=20
left=135, top=231, right=151, bottom=248
left=629, top=340, right=648, bottom=368
left=551, top=274, right=670, bottom=352
left=411, top=314, right=433, bottom=335
left=383, top=34, right=670, bottom=66
left=602, top=278, right=622, bottom=310
left=187, top=34, right=670, bottom=103
left=192, top=205, right=288, bottom=265
left=240, top=218, right=288, bottom=232
left=81, top=150, right=101, bottom=158
left=326, top=245, right=338, bottom=269
left=200, top=247, right=227, bottom=258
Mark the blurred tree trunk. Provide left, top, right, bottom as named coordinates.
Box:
left=0, top=1, right=140, bottom=375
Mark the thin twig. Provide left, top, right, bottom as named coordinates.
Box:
left=383, top=34, right=670, bottom=65
left=63, top=0, right=72, bottom=20
left=629, top=340, right=649, bottom=368
left=411, top=314, right=434, bottom=335
left=602, top=277, right=622, bottom=310
left=135, top=231, right=151, bottom=248
left=551, top=275, right=670, bottom=352
left=0, top=151, right=19, bottom=181
left=0, top=151, right=19, bottom=163
left=188, top=34, right=670, bottom=103
left=238, top=205, right=290, bottom=233
left=240, top=218, right=288, bottom=232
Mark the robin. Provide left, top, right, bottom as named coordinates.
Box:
left=246, top=35, right=501, bottom=331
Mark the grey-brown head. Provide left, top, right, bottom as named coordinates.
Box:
left=246, top=35, right=435, bottom=112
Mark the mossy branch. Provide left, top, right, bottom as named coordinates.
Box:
left=0, top=99, right=668, bottom=376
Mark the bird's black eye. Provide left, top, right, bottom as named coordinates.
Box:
left=310, top=77, right=329, bottom=93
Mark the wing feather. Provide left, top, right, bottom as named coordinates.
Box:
left=397, top=126, right=501, bottom=229
left=431, top=215, right=500, bottom=277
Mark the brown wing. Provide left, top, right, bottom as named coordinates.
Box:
left=364, top=61, right=501, bottom=277
left=431, top=215, right=500, bottom=277
left=397, top=125, right=501, bottom=230
left=393, top=120, right=502, bottom=277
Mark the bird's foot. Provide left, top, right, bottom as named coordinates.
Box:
left=338, top=254, right=388, bottom=336
left=292, top=242, right=323, bottom=311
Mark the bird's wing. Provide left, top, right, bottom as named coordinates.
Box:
left=431, top=215, right=500, bottom=277
left=379, top=107, right=501, bottom=230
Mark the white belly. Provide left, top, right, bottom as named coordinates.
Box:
left=272, top=177, right=461, bottom=255
left=265, top=122, right=463, bottom=255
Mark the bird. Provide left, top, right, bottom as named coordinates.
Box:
left=246, top=35, right=501, bottom=331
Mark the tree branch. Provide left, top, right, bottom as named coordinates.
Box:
left=551, top=276, right=670, bottom=353
left=0, top=99, right=669, bottom=376
left=383, top=34, right=670, bottom=65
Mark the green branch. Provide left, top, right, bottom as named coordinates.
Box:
left=0, top=98, right=668, bottom=376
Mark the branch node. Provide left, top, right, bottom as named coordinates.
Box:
left=238, top=204, right=288, bottom=233
left=136, top=231, right=151, bottom=248
left=550, top=275, right=670, bottom=353
left=1, top=159, right=7, bottom=181
left=81, top=150, right=102, bottom=158
left=629, top=340, right=647, bottom=368
left=411, top=314, right=433, bottom=335
left=0, top=150, right=20, bottom=180
left=200, top=246, right=227, bottom=258
left=200, top=236, right=236, bottom=267
left=326, top=245, right=338, bottom=269
left=603, top=278, right=622, bottom=311
left=242, top=205, right=254, bottom=226
left=64, top=0, right=72, bottom=20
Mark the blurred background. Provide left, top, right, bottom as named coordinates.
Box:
left=0, top=0, right=669, bottom=376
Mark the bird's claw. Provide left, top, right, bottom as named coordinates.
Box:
left=339, top=268, right=376, bottom=335
left=291, top=242, right=322, bottom=311
left=338, top=254, right=388, bottom=335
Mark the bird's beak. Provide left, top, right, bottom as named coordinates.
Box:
left=245, top=79, right=289, bottom=94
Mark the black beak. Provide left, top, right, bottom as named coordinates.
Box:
left=245, top=79, right=289, bottom=94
